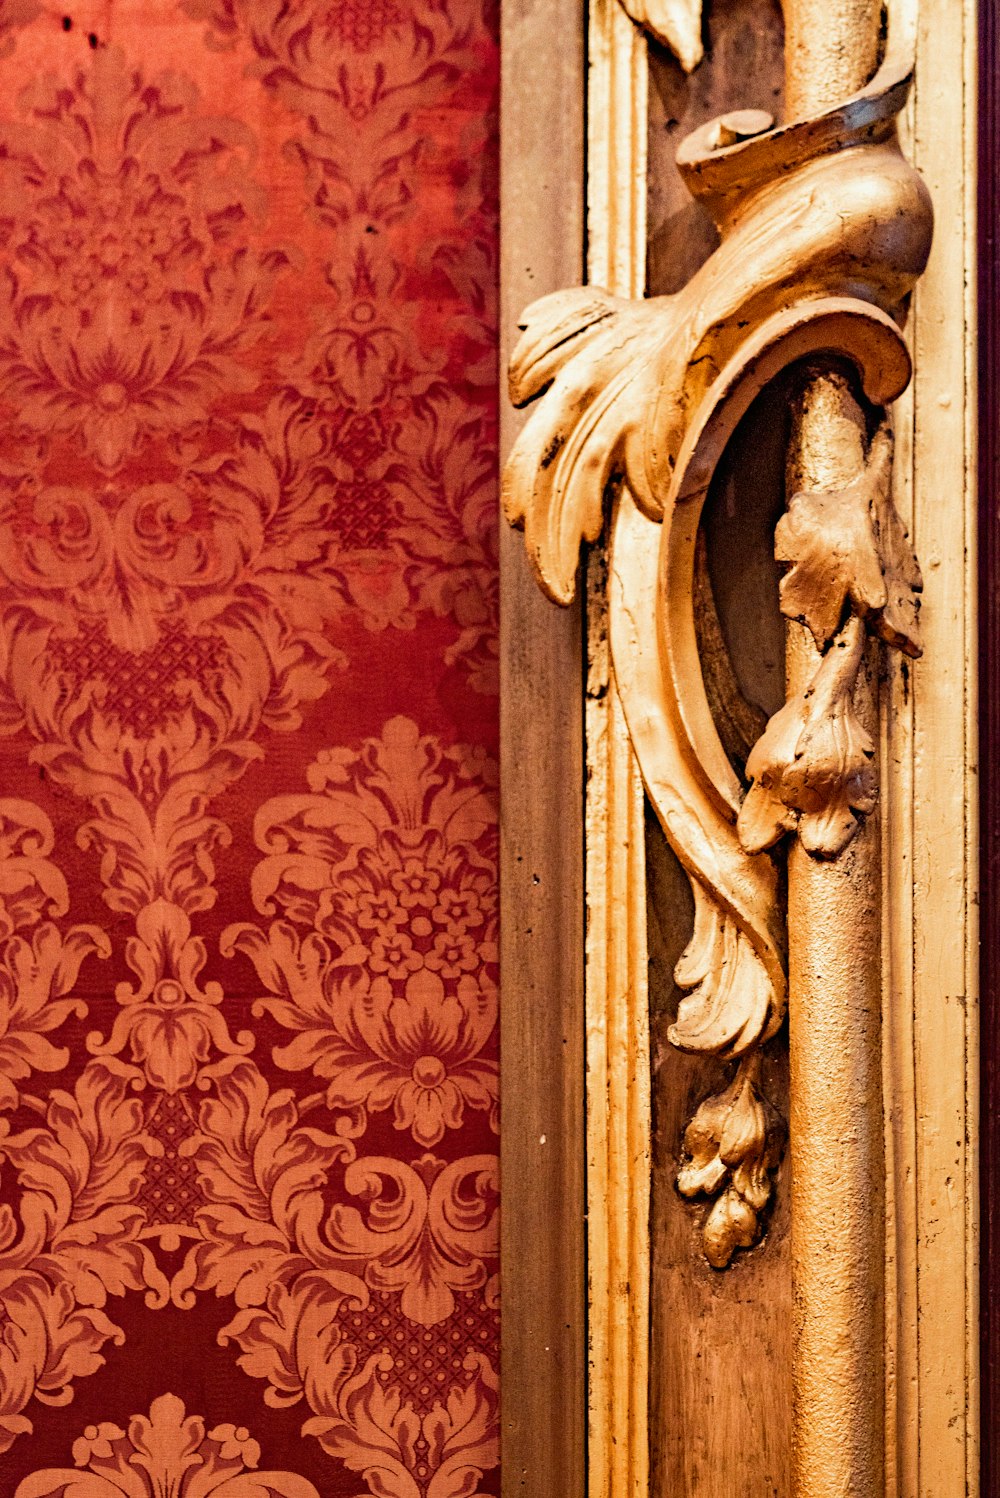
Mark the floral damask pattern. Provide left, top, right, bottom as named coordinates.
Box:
left=0, top=48, right=288, bottom=471
left=15, top=1392, right=322, bottom=1496
left=0, top=1, right=499, bottom=1494
left=229, top=718, right=498, bottom=1150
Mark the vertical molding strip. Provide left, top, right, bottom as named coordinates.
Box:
left=499, top=4, right=586, bottom=1496
left=978, top=0, right=1000, bottom=1484
left=584, top=8, right=650, bottom=1498
left=887, top=0, right=980, bottom=1490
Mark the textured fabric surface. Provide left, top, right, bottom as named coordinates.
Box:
left=0, top=2, right=499, bottom=1492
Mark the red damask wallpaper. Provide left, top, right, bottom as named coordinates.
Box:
left=0, top=1, right=500, bottom=1493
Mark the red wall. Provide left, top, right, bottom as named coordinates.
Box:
left=0, top=3, right=499, bottom=1492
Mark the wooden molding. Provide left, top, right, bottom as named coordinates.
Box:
left=498, top=5, right=586, bottom=1498
left=885, top=0, right=980, bottom=1489
left=584, top=7, right=650, bottom=1497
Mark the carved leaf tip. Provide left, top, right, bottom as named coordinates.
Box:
left=738, top=616, right=877, bottom=859
left=678, top=1056, right=781, bottom=1269
left=776, top=421, right=923, bottom=658
left=618, top=0, right=703, bottom=72
left=502, top=287, right=671, bottom=605
left=670, top=888, right=781, bottom=1058
left=506, top=288, right=621, bottom=410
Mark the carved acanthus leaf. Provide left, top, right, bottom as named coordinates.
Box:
left=610, top=494, right=787, bottom=1064
left=777, top=422, right=923, bottom=656
left=617, top=0, right=703, bottom=72
left=738, top=616, right=877, bottom=858
left=505, top=289, right=670, bottom=605
left=670, top=880, right=779, bottom=1058
left=677, top=1055, right=781, bottom=1269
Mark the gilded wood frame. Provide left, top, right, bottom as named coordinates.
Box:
left=499, top=1, right=980, bottom=1493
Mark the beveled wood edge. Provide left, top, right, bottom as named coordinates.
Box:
left=978, top=0, right=997, bottom=1489
left=499, top=4, right=587, bottom=1497
left=583, top=9, right=651, bottom=1498
left=893, top=4, right=980, bottom=1490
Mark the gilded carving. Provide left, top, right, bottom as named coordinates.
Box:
left=738, top=615, right=878, bottom=859
left=616, top=0, right=703, bottom=72
left=776, top=421, right=922, bottom=660
left=739, top=413, right=923, bottom=860
left=503, top=19, right=932, bottom=1263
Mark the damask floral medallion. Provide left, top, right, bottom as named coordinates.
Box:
left=15, top=1392, right=322, bottom=1497
left=0, top=0, right=499, bottom=1491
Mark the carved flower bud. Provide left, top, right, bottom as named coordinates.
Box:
left=677, top=1058, right=780, bottom=1267
left=738, top=615, right=877, bottom=858
left=703, top=1187, right=758, bottom=1270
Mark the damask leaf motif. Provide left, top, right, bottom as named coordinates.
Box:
left=172, top=1058, right=365, bottom=1316
left=0, top=797, right=72, bottom=934
left=304, top=1349, right=499, bottom=1498
left=324, top=1155, right=499, bottom=1328
left=0, top=923, right=109, bottom=1110
left=226, top=721, right=498, bottom=1146
left=220, top=1273, right=359, bottom=1410
left=0, top=1062, right=171, bottom=1453
left=1, top=1061, right=167, bottom=1306
left=86, top=899, right=253, bottom=1093
left=738, top=616, right=877, bottom=858
left=0, top=799, right=110, bottom=1109
left=0, top=49, right=291, bottom=473
left=777, top=422, right=923, bottom=656
left=229, top=924, right=497, bottom=1149
left=0, top=1273, right=124, bottom=1450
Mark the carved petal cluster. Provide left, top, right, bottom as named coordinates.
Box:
left=739, top=617, right=877, bottom=858
left=677, top=1057, right=780, bottom=1269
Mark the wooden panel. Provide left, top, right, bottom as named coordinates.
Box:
left=499, top=4, right=587, bottom=1496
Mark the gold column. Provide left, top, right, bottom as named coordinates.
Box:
left=784, top=6, right=885, bottom=1493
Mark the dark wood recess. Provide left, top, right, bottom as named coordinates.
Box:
left=980, top=0, right=998, bottom=1489
left=499, top=4, right=587, bottom=1496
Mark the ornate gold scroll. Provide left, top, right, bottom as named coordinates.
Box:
left=504, top=11, right=932, bottom=1271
